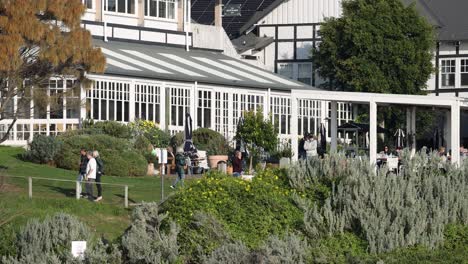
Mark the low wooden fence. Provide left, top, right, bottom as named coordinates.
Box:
left=1, top=175, right=132, bottom=208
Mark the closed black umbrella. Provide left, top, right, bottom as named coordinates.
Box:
left=320, top=123, right=327, bottom=154
left=184, top=113, right=196, bottom=153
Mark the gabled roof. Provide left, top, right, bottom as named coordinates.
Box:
left=231, top=33, right=274, bottom=53
left=239, top=0, right=284, bottom=35
left=92, top=39, right=317, bottom=91
left=191, top=0, right=280, bottom=38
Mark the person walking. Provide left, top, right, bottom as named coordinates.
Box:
left=304, top=134, right=318, bottom=158
left=93, top=150, right=104, bottom=202
left=170, top=147, right=186, bottom=189
left=77, top=148, right=88, bottom=197
left=85, top=151, right=97, bottom=200
left=232, top=150, right=243, bottom=177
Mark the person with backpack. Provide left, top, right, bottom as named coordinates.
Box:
left=77, top=148, right=88, bottom=198
left=93, top=150, right=104, bottom=202
left=170, top=147, right=186, bottom=189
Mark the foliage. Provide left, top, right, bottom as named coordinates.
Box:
left=255, top=233, right=310, bottom=264
left=313, top=0, right=434, bottom=94
left=121, top=202, right=180, bottom=264
left=2, top=213, right=91, bottom=263
left=202, top=241, right=251, bottom=264
left=0, top=0, right=105, bottom=143
left=289, top=151, right=468, bottom=253
left=235, top=110, right=277, bottom=171
left=55, top=134, right=147, bottom=176
left=24, top=135, right=62, bottom=164
left=84, top=120, right=132, bottom=139
left=160, top=170, right=302, bottom=260
left=129, top=120, right=171, bottom=148
left=192, top=128, right=230, bottom=156
left=308, top=232, right=368, bottom=264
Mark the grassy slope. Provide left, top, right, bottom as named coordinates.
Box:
left=0, top=146, right=179, bottom=241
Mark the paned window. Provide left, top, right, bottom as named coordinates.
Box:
left=105, top=0, right=135, bottom=14
left=278, top=63, right=293, bottom=79
left=145, top=0, right=176, bottom=19
left=461, top=59, right=468, bottom=86
left=197, top=90, right=212, bottom=128
left=169, top=87, right=190, bottom=127
left=82, top=0, right=93, bottom=9
left=298, top=63, right=312, bottom=85
left=441, top=59, right=455, bottom=87
left=135, top=83, right=161, bottom=123
left=270, top=96, right=291, bottom=135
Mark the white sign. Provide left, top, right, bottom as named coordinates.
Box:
left=71, top=241, right=87, bottom=259
left=154, top=148, right=168, bottom=164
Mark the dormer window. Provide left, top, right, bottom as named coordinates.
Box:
left=82, top=0, right=93, bottom=9
left=144, top=0, right=176, bottom=20
left=105, top=0, right=136, bottom=15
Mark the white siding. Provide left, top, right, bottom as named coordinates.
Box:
left=261, top=0, right=342, bottom=25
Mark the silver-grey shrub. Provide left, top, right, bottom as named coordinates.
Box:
left=202, top=241, right=251, bottom=264
left=255, top=233, right=310, bottom=264
left=121, top=202, right=179, bottom=264
left=289, top=151, right=468, bottom=253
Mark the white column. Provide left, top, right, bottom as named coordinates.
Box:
left=227, top=92, right=234, bottom=141
left=320, top=100, right=327, bottom=124
left=369, top=101, right=377, bottom=165
left=265, top=88, right=271, bottom=119
left=330, top=101, right=338, bottom=151
left=445, top=110, right=451, bottom=150
left=190, top=82, right=197, bottom=129
left=210, top=90, right=216, bottom=131
left=291, top=94, right=299, bottom=161
left=411, top=106, right=416, bottom=156
left=451, top=101, right=460, bottom=165
left=159, top=83, right=166, bottom=130
left=129, top=80, right=135, bottom=122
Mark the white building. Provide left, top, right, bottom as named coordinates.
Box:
left=1, top=0, right=334, bottom=146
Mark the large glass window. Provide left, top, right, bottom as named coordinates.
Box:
left=197, top=90, right=212, bottom=128
left=145, top=0, right=176, bottom=19
left=105, top=0, right=135, bottom=14
left=461, top=59, right=468, bottom=86
left=441, top=59, right=455, bottom=87
left=298, top=63, right=312, bottom=85
left=82, top=0, right=93, bottom=9
left=278, top=63, right=293, bottom=79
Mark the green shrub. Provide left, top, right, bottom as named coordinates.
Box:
left=25, top=135, right=62, bottom=164
left=129, top=120, right=171, bottom=147
left=192, top=128, right=230, bottom=155
left=288, top=151, right=468, bottom=253
left=308, top=233, right=368, bottom=264
left=121, top=203, right=179, bottom=264
left=55, top=134, right=147, bottom=176
left=86, top=120, right=132, bottom=139
left=160, top=170, right=302, bottom=260
left=255, top=233, right=310, bottom=264
left=170, top=132, right=184, bottom=149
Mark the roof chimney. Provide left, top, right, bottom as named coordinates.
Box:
left=214, top=0, right=222, bottom=27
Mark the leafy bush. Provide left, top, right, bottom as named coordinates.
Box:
left=192, top=128, right=230, bottom=156
left=84, top=120, right=132, bottom=139
left=55, top=134, right=147, bottom=176
left=288, top=151, right=468, bottom=253
left=2, top=213, right=90, bottom=263
left=121, top=202, right=179, bottom=264
left=171, top=128, right=230, bottom=155
left=160, top=170, right=302, bottom=260
left=24, top=135, right=62, bottom=164
left=129, top=120, right=171, bottom=147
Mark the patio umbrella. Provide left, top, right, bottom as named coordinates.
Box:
left=394, top=128, right=405, bottom=148
left=183, top=113, right=196, bottom=153
left=432, top=129, right=439, bottom=150
left=320, top=123, right=327, bottom=152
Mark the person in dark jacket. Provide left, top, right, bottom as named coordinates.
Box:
left=77, top=148, right=88, bottom=197
left=93, top=150, right=104, bottom=202
left=232, top=150, right=243, bottom=177
left=170, top=147, right=186, bottom=189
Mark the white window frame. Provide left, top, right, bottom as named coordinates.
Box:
left=104, top=0, right=137, bottom=16
left=82, top=0, right=94, bottom=10
left=460, top=59, right=468, bottom=87
left=277, top=62, right=313, bottom=85
left=440, top=59, right=456, bottom=88
left=144, top=0, right=177, bottom=21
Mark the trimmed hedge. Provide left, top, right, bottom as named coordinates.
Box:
left=55, top=134, right=147, bottom=177
left=170, top=128, right=230, bottom=155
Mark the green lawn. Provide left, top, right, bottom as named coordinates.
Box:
left=0, top=146, right=185, bottom=242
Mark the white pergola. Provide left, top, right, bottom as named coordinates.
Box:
left=291, top=90, right=468, bottom=165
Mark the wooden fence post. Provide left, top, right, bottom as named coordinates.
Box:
left=76, top=181, right=80, bottom=200
left=28, top=177, right=32, bottom=199
left=124, top=185, right=128, bottom=208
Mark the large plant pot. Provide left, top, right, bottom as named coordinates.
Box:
left=147, top=163, right=155, bottom=176
left=208, top=155, right=228, bottom=169
left=226, top=166, right=233, bottom=175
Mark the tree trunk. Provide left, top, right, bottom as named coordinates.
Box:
left=0, top=119, right=17, bottom=144
left=249, top=155, right=253, bottom=174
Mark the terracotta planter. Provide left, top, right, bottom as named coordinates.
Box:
left=266, top=163, right=279, bottom=169
left=147, top=163, right=155, bottom=176
left=227, top=166, right=233, bottom=175
left=208, top=155, right=228, bottom=169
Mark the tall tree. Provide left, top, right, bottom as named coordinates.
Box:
left=0, top=0, right=105, bottom=143
left=313, top=0, right=434, bottom=94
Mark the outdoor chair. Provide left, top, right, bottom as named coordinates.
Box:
left=386, top=157, right=399, bottom=175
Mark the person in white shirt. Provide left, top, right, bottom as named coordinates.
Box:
left=85, top=151, right=97, bottom=200
left=304, top=134, right=318, bottom=158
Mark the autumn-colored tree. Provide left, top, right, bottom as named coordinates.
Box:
left=0, top=0, right=105, bottom=143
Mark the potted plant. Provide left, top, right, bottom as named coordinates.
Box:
left=226, top=159, right=233, bottom=174
left=191, top=128, right=230, bottom=169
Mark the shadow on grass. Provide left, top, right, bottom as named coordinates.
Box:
left=43, top=185, right=76, bottom=197
left=115, top=194, right=137, bottom=204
